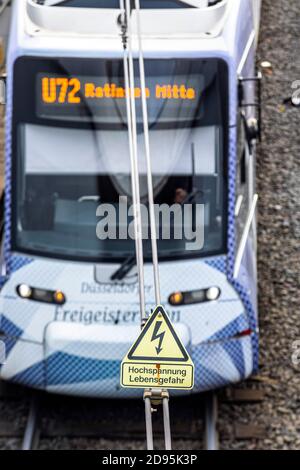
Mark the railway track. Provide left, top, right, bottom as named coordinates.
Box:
left=0, top=379, right=265, bottom=450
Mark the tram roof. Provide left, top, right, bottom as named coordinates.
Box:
left=26, top=0, right=233, bottom=39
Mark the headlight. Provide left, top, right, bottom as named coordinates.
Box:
left=169, top=287, right=220, bottom=306
left=16, top=285, right=66, bottom=305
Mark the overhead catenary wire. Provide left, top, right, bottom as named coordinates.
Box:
left=134, top=0, right=171, bottom=451
left=118, top=0, right=172, bottom=451
left=119, top=0, right=146, bottom=323
left=135, top=0, right=161, bottom=306
left=162, top=394, right=172, bottom=450
left=144, top=395, right=154, bottom=450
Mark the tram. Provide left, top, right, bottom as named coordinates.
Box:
left=0, top=0, right=261, bottom=398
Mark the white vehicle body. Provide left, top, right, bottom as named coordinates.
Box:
left=0, top=0, right=261, bottom=397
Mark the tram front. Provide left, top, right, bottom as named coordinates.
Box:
left=0, top=2, right=259, bottom=397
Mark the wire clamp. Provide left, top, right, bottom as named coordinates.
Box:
left=143, top=388, right=169, bottom=406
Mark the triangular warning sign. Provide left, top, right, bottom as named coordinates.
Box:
left=127, top=305, right=189, bottom=362
left=121, top=305, right=194, bottom=390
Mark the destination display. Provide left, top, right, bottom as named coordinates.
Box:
left=36, top=73, right=203, bottom=125
left=40, top=77, right=197, bottom=103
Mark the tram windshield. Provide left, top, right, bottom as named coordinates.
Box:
left=13, top=57, right=228, bottom=262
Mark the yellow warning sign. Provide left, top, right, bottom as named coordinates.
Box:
left=121, top=305, right=194, bottom=390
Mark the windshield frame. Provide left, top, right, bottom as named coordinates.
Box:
left=43, top=0, right=197, bottom=9
left=11, top=55, right=229, bottom=264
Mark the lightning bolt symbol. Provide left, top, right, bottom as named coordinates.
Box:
left=151, top=321, right=165, bottom=355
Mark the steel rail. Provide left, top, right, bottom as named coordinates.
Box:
left=22, top=396, right=40, bottom=450
left=204, top=393, right=219, bottom=450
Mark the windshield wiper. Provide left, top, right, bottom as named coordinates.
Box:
left=110, top=255, right=136, bottom=281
